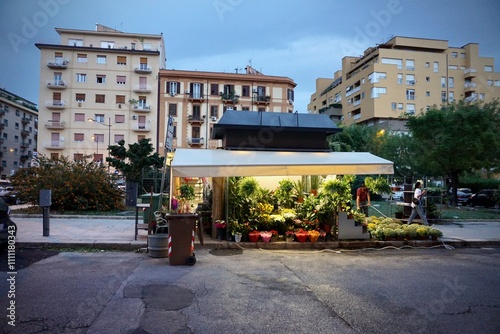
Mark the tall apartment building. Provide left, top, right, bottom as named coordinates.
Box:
left=36, top=24, right=165, bottom=162
left=308, top=36, right=500, bottom=131
left=158, top=67, right=296, bottom=150
left=0, top=88, right=38, bottom=178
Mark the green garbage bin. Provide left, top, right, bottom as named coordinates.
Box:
left=140, top=193, right=168, bottom=224
left=166, top=213, right=198, bottom=266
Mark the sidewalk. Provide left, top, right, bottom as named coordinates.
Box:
left=8, top=214, right=500, bottom=251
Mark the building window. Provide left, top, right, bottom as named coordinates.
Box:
left=494, top=80, right=500, bottom=87
left=406, top=74, right=415, bottom=85
left=223, top=84, right=235, bottom=95
left=241, top=106, right=250, bottom=111
left=77, top=54, right=87, bottom=63
left=391, top=102, right=397, bottom=110
left=406, top=89, right=415, bottom=100
left=381, top=57, right=403, bottom=69
left=406, top=103, right=416, bottom=114
left=448, top=77, right=454, bottom=88
left=96, top=55, right=106, bottom=64
left=116, top=95, right=125, bottom=104
left=115, top=115, right=125, bottom=123
left=242, top=85, right=250, bottom=97
left=368, top=72, right=386, bottom=83
left=75, top=113, right=85, bottom=122
left=96, top=74, right=106, bottom=84
left=451, top=52, right=458, bottom=58
left=210, top=105, right=218, bottom=118
left=287, top=89, right=294, bottom=101
left=461, top=53, right=466, bottom=58
left=370, top=87, right=386, bottom=98
left=76, top=73, right=86, bottom=83
left=166, top=81, right=180, bottom=95
left=479, top=93, right=485, bottom=100
left=74, top=133, right=84, bottom=142
left=449, top=92, right=454, bottom=102
left=426, top=76, right=430, bottom=82
left=487, top=80, right=493, bottom=86
left=75, top=93, right=85, bottom=102
left=94, top=114, right=105, bottom=123
left=425, top=62, right=430, bottom=68
left=426, top=91, right=430, bottom=97
left=190, top=83, right=203, bottom=99
left=210, top=84, right=219, bottom=96
left=484, top=65, right=493, bottom=72
left=397, top=74, right=403, bottom=85
left=448, top=65, right=458, bottom=70
left=441, top=77, right=446, bottom=88
left=117, top=56, right=127, bottom=65
left=168, top=103, right=177, bottom=116
left=95, top=94, right=105, bottom=103
left=433, top=62, right=439, bottom=73
left=441, top=91, right=446, bottom=102
left=116, top=76, right=126, bottom=85
left=74, top=153, right=84, bottom=161
left=114, top=134, right=124, bottom=143
left=405, top=59, right=415, bottom=70
left=68, top=39, right=83, bottom=46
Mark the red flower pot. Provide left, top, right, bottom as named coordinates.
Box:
left=295, top=232, right=309, bottom=243
left=248, top=231, right=260, bottom=242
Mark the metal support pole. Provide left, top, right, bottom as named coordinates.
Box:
left=43, top=206, right=50, bottom=236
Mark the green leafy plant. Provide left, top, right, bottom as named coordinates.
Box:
left=178, top=183, right=195, bottom=201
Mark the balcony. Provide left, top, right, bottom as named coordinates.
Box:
left=21, top=130, right=30, bottom=138
left=47, top=59, right=68, bottom=69
left=132, top=123, right=151, bottom=132
left=220, top=93, right=239, bottom=104
left=254, top=95, right=271, bottom=105
left=45, top=120, right=66, bottom=129
left=46, top=80, right=67, bottom=89
left=45, top=100, right=66, bottom=109
left=188, top=93, right=204, bottom=102
left=20, top=155, right=29, bottom=163
left=21, top=117, right=29, bottom=125
left=133, top=85, right=152, bottom=93
left=187, top=115, right=204, bottom=124
left=20, top=142, right=30, bottom=149
left=43, top=140, right=65, bottom=149
left=464, top=68, right=477, bottom=77
left=464, top=82, right=477, bottom=92
left=188, top=137, right=205, bottom=146
left=133, top=104, right=151, bottom=113
left=134, top=64, right=152, bottom=73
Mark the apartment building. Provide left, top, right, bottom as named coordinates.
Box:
left=308, top=36, right=500, bottom=131
left=0, top=88, right=38, bottom=178
left=158, top=67, right=296, bottom=150
left=36, top=24, right=165, bottom=162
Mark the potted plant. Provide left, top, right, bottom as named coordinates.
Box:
left=178, top=183, right=195, bottom=213
left=416, top=227, right=429, bottom=240
left=260, top=231, right=272, bottom=242
left=308, top=230, right=320, bottom=243
left=214, top=220, right=227, bottom=240
left=285, top=230, right=295, bottom=242
left=294, top=228, right=309, bottom=242
left=428, top=228, right=443, bottom=240
left=248, top=230, right=261, bottom=242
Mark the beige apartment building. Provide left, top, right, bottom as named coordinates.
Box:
left=158, top=68, right=296, bottom=150
left=36, top=24, right=165, bottom=162
left=308, top=36, right=500, bottom=131
left=0, top=88, right=38, bottom=178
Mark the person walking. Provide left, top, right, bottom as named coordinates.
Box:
left=356, top=182, right=371, bottom=216
left=408, top=181, right=430, bottom=226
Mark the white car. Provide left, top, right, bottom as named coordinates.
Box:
left=392, top=190, right=404, bottom=201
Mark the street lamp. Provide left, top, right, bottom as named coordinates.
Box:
left=88, top=117, right=111, bottom=173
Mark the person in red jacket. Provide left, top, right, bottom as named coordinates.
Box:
left=356, top=182, right=371, bottom=216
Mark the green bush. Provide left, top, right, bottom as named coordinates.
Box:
left=11, top=155, right=125, bottom=212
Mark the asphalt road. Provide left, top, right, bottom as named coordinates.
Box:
left=1, top=247, right=499, bottom=334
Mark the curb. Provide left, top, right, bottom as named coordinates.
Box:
left=17, top=239, right=500, bottom=251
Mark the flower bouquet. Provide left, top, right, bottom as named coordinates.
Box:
left=260, top=231, right=273, bottom=242
left=308, top=230, right=320, bottom=243
left=248, top=230, right=261, bottom=242
left=285, top=230, right=295, bottom=242
left=294, top=228, right=309, bottom=243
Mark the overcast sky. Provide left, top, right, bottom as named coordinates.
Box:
left=1, top=0, right=499, bottom=112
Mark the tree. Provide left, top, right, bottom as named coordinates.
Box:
left=11, top=155, right=124, bottom=212
left=107, top=138, right=164, bottom=182
left=406, top=100, right=500, bottom=205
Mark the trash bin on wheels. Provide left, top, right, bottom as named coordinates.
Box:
left=166, top=213, right=198, bottom=266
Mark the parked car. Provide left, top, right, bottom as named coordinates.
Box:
left=456, top=190, right=472, bottom=205
left=0, top=181, right=19, bottom=205
left=470, top=189, right=499, bottom=208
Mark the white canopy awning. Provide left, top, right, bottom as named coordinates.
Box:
left=171, top=149, right=394, bottom=177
